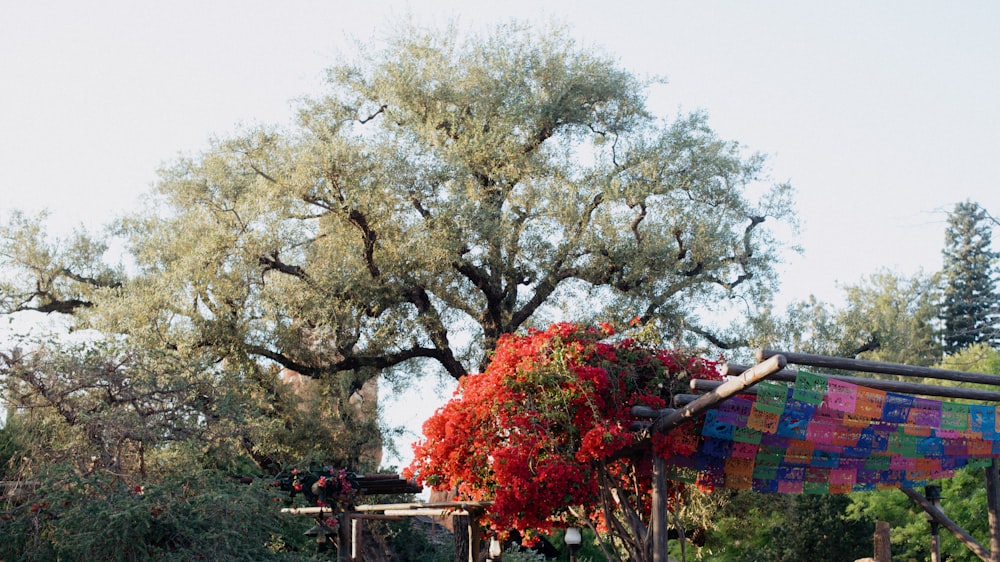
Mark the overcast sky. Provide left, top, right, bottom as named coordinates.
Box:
left=2, top=0, right=998, bottom=465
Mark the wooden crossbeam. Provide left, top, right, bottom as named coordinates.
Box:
left=643, top=355, right=786, bottom=437
left=725, top=363, right=1000, bottom=402
left=759, top=349, right=1000, bottom=388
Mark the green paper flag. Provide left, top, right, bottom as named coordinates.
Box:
left=756, top=381, right=789, bottom=414
left=941, top=402, right=970, bottom=431
left=792, top=370, right=827, bottom=405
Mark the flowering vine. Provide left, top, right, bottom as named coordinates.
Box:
left=405, top=323, right=721, bottom=551
left=275, top=466, right=359, bottom=512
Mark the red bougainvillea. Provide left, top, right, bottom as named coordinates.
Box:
left=405, top=323, right=721, bottom=545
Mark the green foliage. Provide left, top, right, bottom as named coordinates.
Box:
left=940, top=200, right=999, bottom=353
left=684, top=492, right=873, bottom=562
left=501, top=547, right=549, bottom=562
left=375, top=518, right=454, bottom=562
left=753, top=270, right=941, bottom=366
left=0, top=463, right=312, bottom=562
left=938, top=343, right=1000, bottom=377
left=846, top=469, right=992, bottom=562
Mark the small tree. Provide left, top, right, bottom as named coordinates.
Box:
left=405, top=323, right=720, bottom=561
left=940, top=200, right=999, bottom=353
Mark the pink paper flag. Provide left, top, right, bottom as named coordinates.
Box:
left=826, top=379, right=858, bottom=413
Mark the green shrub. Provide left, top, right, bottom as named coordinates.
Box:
left=0, top=464, right=314, bottom=561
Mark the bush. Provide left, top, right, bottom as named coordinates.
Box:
left=0, top=464, right=314, bottom=561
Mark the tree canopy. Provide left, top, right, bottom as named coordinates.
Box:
left=1, top=22, right=794, bottom=387
left=754, top=270, right=941, bottom=366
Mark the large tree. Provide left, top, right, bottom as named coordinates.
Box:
left=1, top=22, right=794, bottom=467
left=940, top=200, right=999, bottom=354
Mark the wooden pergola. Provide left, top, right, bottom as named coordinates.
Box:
left=283, top=350, right=1000, bottom=562
left=282, top=498, right=493, bottom=562
left=632, top=350, right=1000, bottom=562
left=280, top=473, right=422, bottom=561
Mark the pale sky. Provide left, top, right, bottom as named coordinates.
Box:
left=2, top=1, right=998, bottom=467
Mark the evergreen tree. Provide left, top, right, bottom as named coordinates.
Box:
left=940, top=201, right=999, bottom=353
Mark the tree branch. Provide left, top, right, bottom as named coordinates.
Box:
left=687, top=323, right=748, bottom=350
left=258, top=251, right=309, bottom=280
left=59, top=268, right=122, bottom=289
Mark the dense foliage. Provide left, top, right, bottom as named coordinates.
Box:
left=694, top=493, right=874, bottom=562
left=0, top=436, right=311, bottom=561
left=0, top=20, right=795, bottom=392
left=406, top=323, right=720, bottom=559
left=940, top=200, right=1000, bottom=353
left=753, top=270, right=942, bottom=366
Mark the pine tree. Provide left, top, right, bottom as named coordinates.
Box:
left=940, top=200, right=999, bottom=353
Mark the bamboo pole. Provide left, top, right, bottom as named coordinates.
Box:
left=902, top=487, right=993, bottom=562
left=758, top=349, right=1000, bottom=387
left=726, top=363, right=1000, bottom=402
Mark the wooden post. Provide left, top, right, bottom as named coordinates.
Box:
left=873, top=521, right=891, bottom=562
left=651, top=455, right=668, bottom=562
left=454, top=514, right=470, bottom=562
left=986, top=459, right=1000, bottom=562
left=902, top=487, right=993, bottom=562
left=470, top=516, right=482, bottom=562
left=931, top=521, right=942, bottom=562
left=453, top=513, right=480, bottom=562
left=337, top=512, right=352, bottom=562
left=351, top=516, right=363, bottom=562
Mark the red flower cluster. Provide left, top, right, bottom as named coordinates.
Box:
left=405, top=323, right=720, bottom=540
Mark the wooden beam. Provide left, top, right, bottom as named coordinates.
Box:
left=758, top=349, right=1000, bottom=387
left=281, top=506, right=335, bottom=515
left=902, top=487, right=993, bottom=562
left=986, top=459, right=1000, bottom=562
left=642, top=355, right=786, bottom=437
left=354, top=501, right=492, bottom=512
left=631, top=406, right=677, bottom=418
left=381, top=508, right=475, bottom=517
left=726, top=363, right=1000, bottom=402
